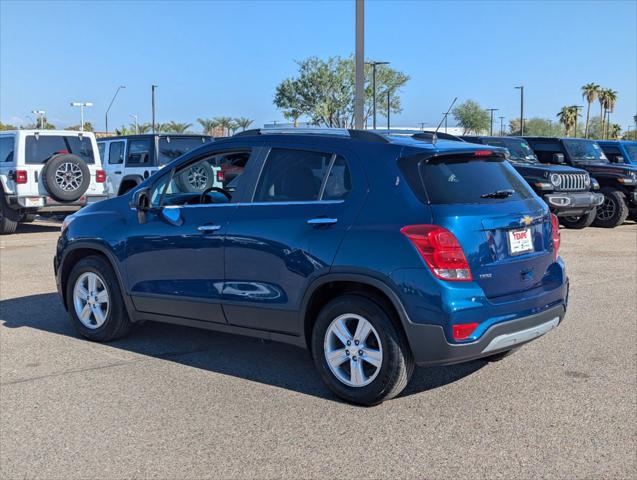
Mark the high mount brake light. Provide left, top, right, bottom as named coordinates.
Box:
left=550, top=213, right=560, bottom=261
left=474, top=150, right=493, bottom=157
left=400, top=225, right=473, bottom=281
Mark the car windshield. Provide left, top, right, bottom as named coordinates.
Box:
left=483, top=138, right=538, bottom=163
left=563, top=140, right=608, bottom=164
left=624, top=144, right=637, bottom=163
left=399, top=156, right=534, bottom=204
left=25, top=135, right=95, bottom=164
left=158, top=137, right=210, bottom=165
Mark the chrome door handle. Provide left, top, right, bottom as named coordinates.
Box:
left=198, top=224, right=222, bottom=233
left=307, top=217, right=338, bottom=226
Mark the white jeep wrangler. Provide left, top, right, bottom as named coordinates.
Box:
left=0, top=130, right=107, bottom=234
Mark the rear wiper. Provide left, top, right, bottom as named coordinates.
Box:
left=480, top=189, right=515, bottom=199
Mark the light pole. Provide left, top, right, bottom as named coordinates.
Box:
left=441, top=113, right=449, bottom=133
left=354, top=0, right=365, bottom=129
left=386, top=89, right=391, bottom=131
left=105, top=85, right=125, bottom=134
left=151, top=85, right=158, bottom=133
left=365, top=61, right=389, bottom=130
left=130, top=114, right=139, bottom=134
left=572, top=105, right=583, bottom=137
left=515, top=86, right=524, bottom=135
left=487, top=108, right=499, bottom=136
left=419, top=122, right=426, bottom=131
left=31, top=110, right=45, bottom=129
left=70, top=102, right=93, bottom=131
left=499, top=116, right=505, bottom=136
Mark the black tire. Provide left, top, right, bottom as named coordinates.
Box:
left=559, top=208, right=596, bottom=229
left=311, top=294, right=414, bottom=406
left=175, top=162, right=214, bottom=193
left=593, top=188, right=629, bottom=228
left=65, top=255, right=133, bottom=342
left=42, top=153, right=90, bottom=202
left=629, top=210, right=637, bottom=223
left=0, top=193, right=20, bottom=235
left=20, top=214, right=37, bottom=223
left=485, top=347, right=519, bottom=362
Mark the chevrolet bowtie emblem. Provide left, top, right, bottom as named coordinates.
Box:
left=521, top=216, right=533, bottom=226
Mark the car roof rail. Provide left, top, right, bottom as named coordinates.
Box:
left=232, top=127, right=389, bottom=143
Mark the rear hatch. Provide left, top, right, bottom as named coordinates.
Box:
left=406, top=151, right=554, bottom=299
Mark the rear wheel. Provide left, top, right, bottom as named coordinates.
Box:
left=559, top=208, right=596, bottom=229
left=311, top=295, right=414, bottom=406
left=66, top=256, right=132, bottom=341
left=20, top=214, right=37, bottom=223
left=593, top=188, right=628, bottom=228
left=0, top=194, right=19, bottom=235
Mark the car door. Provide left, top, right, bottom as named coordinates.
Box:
left=124, top=144, right=261, bottom=324
left=104, top=139, right=126, bottom=197
left=124, top=137, right=155, bottom=188
left=223, top=143, right=367, bottom=334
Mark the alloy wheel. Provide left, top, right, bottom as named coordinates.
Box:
left=55, top=162, right=83, bottom=192
left=597, top=196, right=616, bottom=221
left=324, top=313, right=383, bottom=387
left=73, top=272, right=110, bottom=329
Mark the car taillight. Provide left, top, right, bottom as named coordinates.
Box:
left=453, top=322, right=479, bottom=341
left=216, top=170, right=225, bottom=183
left=15, top=170, right=28, bottom=184
left=474, top=150, right=493, bottom=157
left=400, top=225, right=473, bottom=281
left=95, top=170, right=106, bottom=183
left=550, top=213, right=561, bottom=261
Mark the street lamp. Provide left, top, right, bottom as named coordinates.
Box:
left=130, top=114, right=139, bottom=134
left=499, top=116, right=505, bottom=136
left=31, top=110, right=45, bottom=129
left=487, top=108, right=499, bottom=136
left=354, top=0, right=364, bottom=129
left=365, top=61, right=389, bottom=130
left=515, top=86, right=524, bottom=135
left=151, top=85, right=158, bottom=133
left=70, top=102, right=93, bottom=131
left=440, top=113, right=449, bottom=133
left=105, top=85, right=125, bottom=134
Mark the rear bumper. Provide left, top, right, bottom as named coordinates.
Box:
left=543, top=191, right=604, bottom=216
left=7, top=194, right=107, bottom=212
left=405, top=303, right=566, bottom=366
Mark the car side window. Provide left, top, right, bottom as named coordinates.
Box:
left=127, top=139, right=152, bottom=165
left=253, top=148, right=349, bottom=202
left=97, top=142, right=106, bottom=163
left=0, top=137, right=14, bottom=162
left=109, top=141, right=125, bottom=164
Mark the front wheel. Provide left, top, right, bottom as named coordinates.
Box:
left=311, top=295, right=414, bottom=406
left=593, top=188, right=629, bottom=228
left=559, top=208, right=596, bottom=229
left=66, top=255, right=132, bottom=341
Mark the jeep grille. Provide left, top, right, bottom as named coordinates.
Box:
left=557, top=173, right=588, bottom=191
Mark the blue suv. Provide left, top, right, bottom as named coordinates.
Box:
left=54, top=129, right=568, bottom=405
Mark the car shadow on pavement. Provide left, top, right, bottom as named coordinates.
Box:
left=0, top=293, right=486, bottom=403
left=15, top=222, right=62, bottom=234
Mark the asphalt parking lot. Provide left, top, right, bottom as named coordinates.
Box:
left=1, top=220, right=635, bottom=479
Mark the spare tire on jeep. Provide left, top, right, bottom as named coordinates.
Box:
left=42, top=154, right=91, bottom=202
left=175, top=162, right=215, bottom=193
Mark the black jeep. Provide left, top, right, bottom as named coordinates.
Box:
left=461, top=136, right=604, bottom=229
left=524, top=137, right=637, bottom=227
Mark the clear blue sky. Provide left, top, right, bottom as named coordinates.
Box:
left=1, top=0, right=635, bottom=132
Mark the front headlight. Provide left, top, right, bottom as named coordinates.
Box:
left=591, top=178, right=600, bottom=190
left=550, top=173, right=562, bottom=187
left=584, top=174, right=591, bottom=187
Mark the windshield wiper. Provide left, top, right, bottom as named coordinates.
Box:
left=480, top=189, right=515, bottom=199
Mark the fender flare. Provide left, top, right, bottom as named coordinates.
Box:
left=117, top=175, right=144, bottom=195
left=297, top=272, right=413, bottom=346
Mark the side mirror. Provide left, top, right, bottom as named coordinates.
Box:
left=552, top=153, right=565, bottom=164
left=130, top=187, right=150, bottom=211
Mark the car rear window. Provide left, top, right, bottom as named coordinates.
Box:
left=158, top=136, right=210, bottom=165
left=399, top=155, right=535, bottom=204
left=25, top=135, right=95, bottom=164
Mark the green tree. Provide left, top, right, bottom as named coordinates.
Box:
left=197, top=118, right=216, bottom=135
left=0, top=122, right=17, bottom=130
left=608, top=123, right=622, bottom=140
left=509, top=117, right=564, bottom=137
left=214, top=116, right=233, bottom=136
left=557, top=106, right=579, bottom=137
left=164, top=121, right=192, bottom=133
left=234, top=117, right=254, bottom=131
left=273, top=55, right=409, bottom=128
left=25, top=116, right=56, bottom=129
left=602, top=89, right=617, bottom=139
left=581, top=82, right=600, bottom=138
left=452, top=100, right=490, bottom=134
left=66, top=122, right=94, bottom=132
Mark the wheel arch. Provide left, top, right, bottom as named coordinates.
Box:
left=117, top=175, right=143, bottom=196
left=300, top=273, right=412, bottom=352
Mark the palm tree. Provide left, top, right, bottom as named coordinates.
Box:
left=283, top=110, right=302, bottom=127
left=581, top=83, right=599, bottom=138
left=197, top=118, right=216, bottom=135
left=608, top=123, right=621, bottom=139
left=603, top=89, right=617, bottom=139
left=234, top=117, right=254, bottom=131
left=136, top=122, right=151, bottom=134
left=154, top=123, right=167, bottom=133
left=214, top=116, right=233, bottom=137
left=165, top=121, right=192, bottom=133
left=557, top=106, right=578, bottom=137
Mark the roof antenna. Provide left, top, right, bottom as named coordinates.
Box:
left=433, top=97, right=457, bottom=145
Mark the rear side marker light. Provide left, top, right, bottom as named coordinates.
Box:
left=15, top=170, right=28, bottom=184
left=550, top=213, right=561, bottom=261
left=95, top=170, right=106, bottom=183
left=400, top=225, right=473, bottom=281
left=453, top=322, right=479, bottom=341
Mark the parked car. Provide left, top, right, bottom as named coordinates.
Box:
left=96, top=134, right=220, bottom=197
left=55, top=129, right=568, bottom=405
left=461, top=136, right=603, bottom=229
left=597, top=140, right=637, bottom=166
left=0, top=130, right=107, bottom=234
left=524, top=137, right=637, bottom=227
